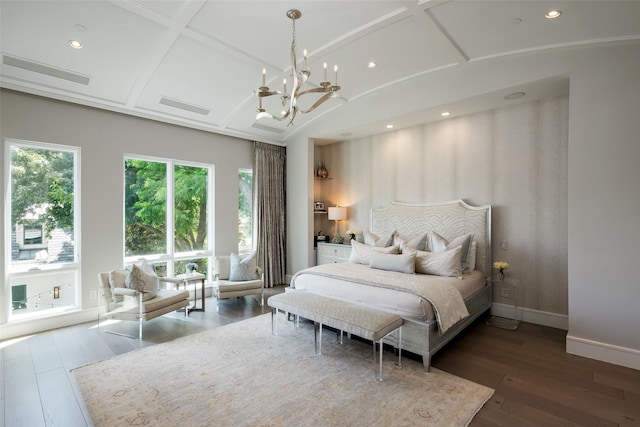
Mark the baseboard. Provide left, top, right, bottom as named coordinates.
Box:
left=491, top=302, right=568, bottom=330
left=0, top=308, right=99, bottom=341
left=566, top=334, right=640, bottom=371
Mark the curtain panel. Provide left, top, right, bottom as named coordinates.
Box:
left=253, top=142, right=286, bottom=287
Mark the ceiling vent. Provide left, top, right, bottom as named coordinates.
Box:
left=250, top=122, right=285, bottom=134
left=159, top=97, right=210, bottom=115
left=2, top=55, right=90, bottom=85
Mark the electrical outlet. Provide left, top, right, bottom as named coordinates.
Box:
left=89, top=290, right=97, bottom=300
left=500, top=240, right=508, bottom=250
left=500, top=287, right=510, bottom=298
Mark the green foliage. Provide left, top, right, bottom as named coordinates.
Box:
left=124, top=160, right=208, bottom=256
left=11, top=146, right=74, bottom=234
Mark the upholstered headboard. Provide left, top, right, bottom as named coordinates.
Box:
left=371, top=200, right=492, bottom=278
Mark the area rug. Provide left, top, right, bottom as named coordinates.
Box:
left=72, top=313, right=493, bottom=426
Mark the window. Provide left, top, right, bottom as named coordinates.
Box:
left=238, top=169, right=253, bottom=254
left=5, top=140, right=80, bottom=320
left=124, top=157, right=212, bottom=277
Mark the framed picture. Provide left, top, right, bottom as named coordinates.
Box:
left=314, top=201, right=325, bottom=211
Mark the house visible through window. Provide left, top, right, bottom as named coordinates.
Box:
left=5, top=140, right=80, bottom=320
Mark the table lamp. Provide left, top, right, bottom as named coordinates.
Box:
left=328, top=206, right=347, bottom=243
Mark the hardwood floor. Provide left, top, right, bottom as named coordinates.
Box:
left=2, top=288, right=639, bottom=427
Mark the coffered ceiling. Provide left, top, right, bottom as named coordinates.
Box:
left=2, top=1, right=639, bottom=145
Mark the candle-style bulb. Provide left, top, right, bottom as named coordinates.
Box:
left=334, top=65, right=338, bottom=84
left=262, top=68, right=266, bottom=86
left=283, top=78, right=287, bottom=93
left=323, top=62, right=328, bottom=81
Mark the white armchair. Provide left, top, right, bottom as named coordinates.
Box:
left=97, top=266, right=190, bottom=340
left=212, top=253, right=264, bottom=310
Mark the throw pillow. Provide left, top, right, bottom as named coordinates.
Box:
left=108, top=269, right=128, bottom=303
left=369, top=252, right=416, bottom=274
left=348, top=240, right=400, bottom=265
left=229, top=252, right=260, bottom=281
left=363, top=229, right=395, bottom=247
left=429, top=231, right=474, bottom=274
left=215, top=255, right=231, bottom=280
left=125, top=263, right=159, bottom=301
left=394, top=232, right=428, bottom=251
left=408, top=246, right=463, bottom=277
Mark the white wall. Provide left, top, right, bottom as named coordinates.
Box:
left=566, top=46, right=640, bottom=370
left=317, top=95, right=569, bottom=319
left=0, top=89, right=253, bottom=338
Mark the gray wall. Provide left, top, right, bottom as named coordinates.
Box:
left=287, top=42, right=640, bottom=370
left=0, top=89, right=253, bottom=336
left=316, top=95, right=569, bottom=317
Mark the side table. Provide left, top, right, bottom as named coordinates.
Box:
left=162, top=272, right=206, bottom=312
left=486, top=277, right=520, bottom=330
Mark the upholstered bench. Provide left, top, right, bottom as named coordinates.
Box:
left=268, top=291, right=403, bottom=380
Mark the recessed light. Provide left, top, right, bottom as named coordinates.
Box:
left=441, top=111, right=451, bottom=117
left=68, top=40, right=83, bottom=49
left=340, top=132, right=352, bottom=137
left=367, top=62, right=377, bottom=68
left=545, top=10, right=562, bottom=19
left=510, top=18, right=522, bottom=24
left=386, top=124, right=394, bottom=129
left=504, top=92, right=526, bottom=100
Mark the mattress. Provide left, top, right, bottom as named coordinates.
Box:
left=292, top=266, right=486, bottom=322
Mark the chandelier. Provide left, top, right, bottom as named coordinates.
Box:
left=256, top=9, right=345, bottom=126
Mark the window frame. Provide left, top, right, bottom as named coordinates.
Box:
left=4, top=138, right=81, bottom=321
left=123, top=154, right=214, bottom=278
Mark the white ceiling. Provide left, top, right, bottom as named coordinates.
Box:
left=2, top=1, right=639, bottom=145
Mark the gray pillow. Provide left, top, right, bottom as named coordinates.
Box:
left=369, top=252, right=416, bottom=274
left=229, top=252, right=260, bottom=281
left=125, top=263, right=159, bottom=301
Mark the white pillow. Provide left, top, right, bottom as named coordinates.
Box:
left=215, top=255, right=231, bottom=280
left=407, top=246, right=462, bottom=277
left=394, top=233, right=428, bottom=251
left=363, top=229, right=395, bottom=247
left=229, top=252, right=260, bottom=281
left=467, top=241, right=477, bottom=271
left=125, top=263, right=159, bottom=300
left=369, top=252, right=416, bottom=274
left=349, top=240, right=400, bottom=265
left=430, top=231, right=474, bottom=274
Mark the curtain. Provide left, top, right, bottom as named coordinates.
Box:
left=253, top=142, right=286, bottom=287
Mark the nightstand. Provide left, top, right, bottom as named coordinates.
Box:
left=486, top=277, right=520, bottom=330
left=317, top=242, right=351, bottom=265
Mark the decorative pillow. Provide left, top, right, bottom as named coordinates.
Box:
left=429, top=231, right=474, bottom=274
left=125, top=263, right=159, bottom=301
left=229, top=252, right=260, bottom=281
left=363, top=229, right=395, bottom=247
left=108, top=269, right=128, bottom=303
left=349, top=240, right=400, bottom=265
left=369, top=252, right=416, bottom=274
left=394, top=233, right=428, bottom=251
left=215, top=255, right=231, bottom=280
left=407, top=246, right=462, bottom=277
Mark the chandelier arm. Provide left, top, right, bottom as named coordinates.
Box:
left=296, top=92, right=336, bottom=115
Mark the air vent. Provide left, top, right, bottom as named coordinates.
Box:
left=159, top=97, right=210, bottom=115
left=2, top=55, right=90, bottom=85
left=250, top=122, right=285, bottom=134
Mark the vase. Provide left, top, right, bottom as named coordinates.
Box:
left=317, top=159, right=328, bottom=178
left=497, top=270, right=505, bottom=280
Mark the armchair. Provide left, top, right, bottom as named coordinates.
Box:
left=97, top=268, right=190, bottom=340
left=212, top=253, right=264, bottom=310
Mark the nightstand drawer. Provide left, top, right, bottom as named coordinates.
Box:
left=317, top=242, right=351, bottom=265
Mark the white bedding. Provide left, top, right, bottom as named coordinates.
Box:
left=292, top=263, right=485, bottom=332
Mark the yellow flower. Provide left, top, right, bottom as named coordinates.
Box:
left=493, top=261, right=510, bottom=270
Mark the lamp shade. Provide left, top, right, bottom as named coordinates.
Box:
left=328, top=206, right=347, bottom=221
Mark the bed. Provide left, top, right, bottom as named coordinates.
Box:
left=292, top=199, right=492, bottom=371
